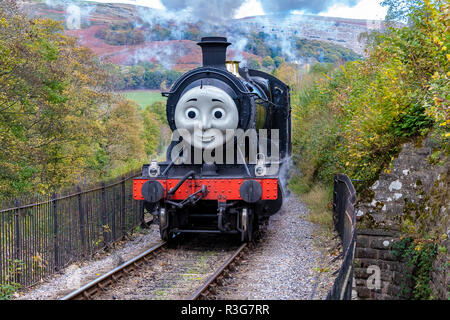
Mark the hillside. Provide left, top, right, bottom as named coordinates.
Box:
left=18, top=0, right=381, bottom=71
left=234, top=14, right=385, bottom=55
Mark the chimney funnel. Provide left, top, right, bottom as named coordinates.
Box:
left=197, top=37, right=231, bottom=69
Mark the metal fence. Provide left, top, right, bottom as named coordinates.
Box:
left=0, top=170, right=142, bottom=289
left=326, top=173, right=357, bottom=300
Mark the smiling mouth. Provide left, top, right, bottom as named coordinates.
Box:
left=194, top=133, right=216, bottom=143
left=201, top=136, right=215, bottom=143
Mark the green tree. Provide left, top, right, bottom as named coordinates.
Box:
left=381, top=0, right=421, bottom=22
left=142, top=107, right=162, bottom=156
left=102, top=99, right=146, bottom=177
left=262, top=56, right=275, bottom=69
left=247, top=58, right=262, bottom=70
left=273, top=56, right=284, bottom=68
left=147, top=101, right=167, bottom=124
left=0, top=1, right=151, bottom=196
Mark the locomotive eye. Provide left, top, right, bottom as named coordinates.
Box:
left=212, top=108, right=225, bottom=120
left=186, top=108, right=198, bottom=119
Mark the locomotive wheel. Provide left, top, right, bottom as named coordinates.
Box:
left=140, top=202, right=154, bottom=229
left=160, top=226, right=173, bottom=241
left=159, top=207, right=173, bottom=241
left=241, top=208, right=254, bottom=242
left=159, top=223, right=174, bottom=241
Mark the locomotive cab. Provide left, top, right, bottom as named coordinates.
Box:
left=133, top=37, right=291, bottom=242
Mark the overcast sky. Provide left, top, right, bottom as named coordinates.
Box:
left=86, top=0, right=388, bottom=20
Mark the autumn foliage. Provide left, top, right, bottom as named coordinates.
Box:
left=291, top=0, right=449, bottom=192
left=0, top=1, right=163, bottom=198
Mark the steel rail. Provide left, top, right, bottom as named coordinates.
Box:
left=61, top=241, right=166, bottom=300
left=62, top=240, right=248, bottom=301
left=190, top=243, right=248, bottom=300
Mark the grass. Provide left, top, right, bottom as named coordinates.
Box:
left=153, top=288, right=168, bottom=300
left=289, top=175, right=333, bottom=231
left=301, top=184, right=333, bottom=230
left=120, top=90, right=166, bottom=108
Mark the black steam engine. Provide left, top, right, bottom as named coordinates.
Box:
left=133, top=37, right=291, bottom=242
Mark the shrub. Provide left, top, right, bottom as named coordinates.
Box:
left=290, top=0, right=449, bottom=192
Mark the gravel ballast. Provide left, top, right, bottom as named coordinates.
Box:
left=214, top=193, right=340, bottom=300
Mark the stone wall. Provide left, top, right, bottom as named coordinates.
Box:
left=354, top=136, right=449, bottom=300
left=356, top=137, right=448, bottom=232
left=354, top=229, right=413, bottom=300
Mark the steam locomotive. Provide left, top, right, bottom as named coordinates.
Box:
left=133, top=37, right=291, bottom=242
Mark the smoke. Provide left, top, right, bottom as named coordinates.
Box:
left=137, top=6, right=185, bottom=28
left=278, top=156, right=293, bottom=204
left=228, top=37, right=248, bottom=65
left=280, top=35, right=296, bottom=61
left=129, top=43, right=186, bottom=69
left=45, top=0, right=96, bottom=30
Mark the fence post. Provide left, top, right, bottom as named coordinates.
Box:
left=333, top=176, right=338, bottom=232
left=77, top=186, right=86, bottom=257
left=326, top=174, right=357, bottom=300
left=111, top=185, right=116, bottom=241
left=52, top=192, right=59, bottom=271
left=121, top=175, right=126, bottom=238
left=14, top=200, right=21, bottom=284
left=101, top=182, right=109, bottom=247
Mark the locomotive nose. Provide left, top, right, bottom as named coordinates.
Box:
left=197, top=115, right=211, bottom=130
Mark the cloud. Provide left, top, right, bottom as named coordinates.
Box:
left=318, top=0, right=387, bottom=20
left=234, top=0, right=264, bottom=19
left=85, top=1, right=382, bottom=20
left=160, top=0, right=246, bottom=22
left=259, top=0, right=359, bottom=14
left=158, top=0, right=366, bottom=21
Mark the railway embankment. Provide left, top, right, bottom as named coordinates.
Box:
left=14, top=193, right=339, bottom=300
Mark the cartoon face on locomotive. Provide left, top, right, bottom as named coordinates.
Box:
left=133, top=37, right=291, bottom=242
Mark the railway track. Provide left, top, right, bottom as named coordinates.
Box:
left=61, top=235, right=249, bottom=300
left=61, top=241, right=167, bottom=300
left=190, top=243, right=247, bottom=300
